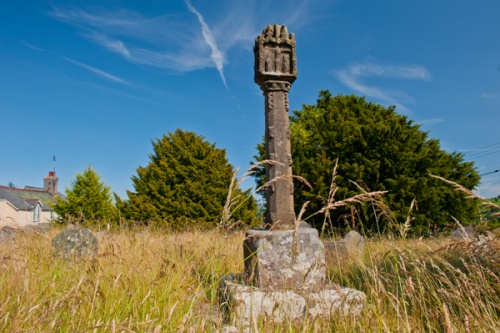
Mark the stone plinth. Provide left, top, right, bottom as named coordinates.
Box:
left=219, top=228, right=366, bottom=329
left=220, top=275, right=366, bottom=330
left=244, top=228, right=326, bottom=290
left=221, top=228, right=368, bottom=329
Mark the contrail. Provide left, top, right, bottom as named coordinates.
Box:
left=184, top=0, right=228, bottom=90
left=64, top=57, right=130, bottom=85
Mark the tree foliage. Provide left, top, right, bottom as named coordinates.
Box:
left=254, top=91, right=480, bottom=234
left=117, top=129, right=258, bottom=228
left=53, top=167, right=116, bottom=224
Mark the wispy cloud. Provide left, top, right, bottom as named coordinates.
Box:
left=336, top=60, right=431, bottom=115
left=184, top=0, right=228, bottom=90
left=420, top=118, right=444, bottom=126
left=88, top=33, right=211, bottom=72
left=21, top=41, right=49, bottom=52
left=48, top=1, right=334, bottom=89
left=347, top=62, right=431, bottom=80
left=480, top=92, right=499, bottom=99
left=51, top=7, right=155, bottom=29
left=50, top=8, right=213, bottom=72
left=63, top=57, right=130, bottom=85
left=87, top=83, right=157, bottom=106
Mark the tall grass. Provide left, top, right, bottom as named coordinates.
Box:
left=0, top=229, right=242, bottom=332
left=1, top=225, right=499, bottom=332
left=1, top=169, right=499, bottom=331
left=327, top=236, right=500, bottom=332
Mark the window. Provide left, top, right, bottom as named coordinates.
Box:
left=32, top=203, right=41, bottom=222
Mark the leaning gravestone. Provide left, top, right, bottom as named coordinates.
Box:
left=219, top=25, right=365, bottom=331
left=52, top=227, right=98, bottom=258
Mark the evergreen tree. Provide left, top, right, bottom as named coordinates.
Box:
left=53, top=167, right=116, bottom=224
left=254, top=91, right=480, bottom=234
left=118, top=129, right=258, bottom=228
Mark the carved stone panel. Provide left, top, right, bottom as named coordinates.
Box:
left=255, top=25, right=297, bottom=86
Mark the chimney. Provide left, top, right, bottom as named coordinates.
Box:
left=43, top=171, right=58, bottom=195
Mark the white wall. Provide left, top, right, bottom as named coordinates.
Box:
left=0, top=200, right=53, bottom=228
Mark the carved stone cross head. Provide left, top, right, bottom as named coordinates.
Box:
left=254, top=24, right=298, bottom=86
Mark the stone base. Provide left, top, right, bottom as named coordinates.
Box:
left=220, top=228, right=366, bottom=331
left=219, top=275, right=365, bottom=330
left=244, top=228, right=326, bottom=289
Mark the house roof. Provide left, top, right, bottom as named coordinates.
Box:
left=0, top=186, right=58, bottom=212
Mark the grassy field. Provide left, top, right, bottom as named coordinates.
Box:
left=1, top=226, right=499, bottom=332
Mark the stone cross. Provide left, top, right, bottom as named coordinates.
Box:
left=254, top=24, right=298, bottom=228
left=219, top=26, right=366, bottom=330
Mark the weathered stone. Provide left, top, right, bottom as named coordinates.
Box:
left=255, top=24, right=297, bottom=228
left=298, top=221, right=312, bottom=228
left=451, top=225, right=476, bottom=239
left=23, top=223, right=51, bottom=235
left=344, top=230, right=365, bottom=249
left=94, top=231, right=111, bottom=241
left=221, top=325, right=239, bottom=333
left=324, top=231, right=365, bottom=262
left=254, top=24, right=297, bottom=85
left=22, top=225, right=36, bottom=235
left=0, top=226, right=16, bottom=243
left=244, top=228, right=326, bottom=290
left=52, top=228, right=98, bottom=258
left=307, top=288, right=365, bottom=316
left=218, top=24, right=367, bottom=330
left=220, top=276, right=365, bottom=329
left=35, top=222, right=52, bottom=233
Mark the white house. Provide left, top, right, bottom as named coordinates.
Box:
left=0, top=171, right=61, bottom=228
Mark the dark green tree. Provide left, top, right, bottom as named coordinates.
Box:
left=53, top=167, right=117, bottom=224
left=254, top=91, right=480, bottom=234
left=118, top=129, right=258, bottom=228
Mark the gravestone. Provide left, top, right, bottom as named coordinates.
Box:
left=0, top=226, right=16, bottom=243
left=219, top=25, right=365, bottom=331
left=52, top=227, right=98, bottom=258
left=324, top=230, right=366, bottom=262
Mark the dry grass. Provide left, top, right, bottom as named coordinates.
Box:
left=1, top=167, right=498, bottom=332
left=1, top=226, right=499, bottom=332
left=327, top=235, right=500, bottom=332
left=0, top=228, right=243, bottom=332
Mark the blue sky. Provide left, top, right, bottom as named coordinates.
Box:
left=1, top=0, right=499, bottom=200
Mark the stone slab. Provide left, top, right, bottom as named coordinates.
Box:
left=244, top=228, right=326, bottom=290
left=220, top=277, right=365, bottom=329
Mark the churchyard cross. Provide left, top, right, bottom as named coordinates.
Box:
left=254, top=24, right=298, bottom=228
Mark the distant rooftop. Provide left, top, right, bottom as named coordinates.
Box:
left=0, top=185, right=60, bottom=211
